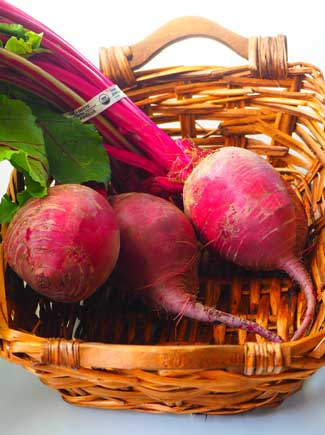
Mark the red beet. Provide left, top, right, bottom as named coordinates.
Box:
left=110, top=192, right=281, bottom=342
left=4, top=184, right=120, bottom=302
left=183, top=147, right=315, bottom=341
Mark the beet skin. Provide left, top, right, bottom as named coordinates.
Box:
left=4, top=184, right=120, bottom=302
left=110, top=192, right=281, bottom=342
left=183, top=147, right=315, bottom=341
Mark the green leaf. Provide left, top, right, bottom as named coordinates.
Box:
left=31, top=105, right=111, bottom=186
left=4, top=35, right=49, bottom=58
left=0, top=86, right=110, bottom=186
left=0, top=190, right=33, bottom=224
left=25, top=31, right=42, bottom=49
left=0, top=95, right=49, bottom=197
left=0, top=194, right=19, bottom=224
left=0, top=23, right=27, bottom=39
left=17, top=190, right=33, bottom=207
left=0, top=22, right=49, bottom=57
left=4, top=36, right=33, bottom=56
left=0, top=82, right=45, bottom=105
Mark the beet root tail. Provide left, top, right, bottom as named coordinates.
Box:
left=280, top=257, right=316, bottom=341
left=151, top=283, right=282, bottom=342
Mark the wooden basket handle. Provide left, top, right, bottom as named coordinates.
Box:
left=124, top=16, right=248, bottom=69
left=99, top=16, right=288, bottom=87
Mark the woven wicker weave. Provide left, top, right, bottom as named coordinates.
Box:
left=1, top=17, right=325, bottom=415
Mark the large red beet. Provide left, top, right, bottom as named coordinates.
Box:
left=110, top=192, right=281, bottom=342
left=183, top=147, right=315, bottom=340
left=4, top=184, right=120, bottom=302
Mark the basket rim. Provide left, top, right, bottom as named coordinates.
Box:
left=1, top=322, right=325, bottom=373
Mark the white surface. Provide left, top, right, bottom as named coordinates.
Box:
left=1, top=358, right=325, bottom=435
left=1, top=0, right=325, bottom=432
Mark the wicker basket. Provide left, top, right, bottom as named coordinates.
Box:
left=1, top=17, right=325, bottom=415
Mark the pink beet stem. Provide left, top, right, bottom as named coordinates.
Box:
left=103, top=144, right=164, bottom=175
left=0, top=3, right=108, bottom=86
left=33, top=61, right=174, bottom=170
left=0, top=3, right=183, bottom=174
left=279, top=257, right=317, bottom=341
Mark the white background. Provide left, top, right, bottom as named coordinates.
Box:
left=1, top=0, right=325, bottom=433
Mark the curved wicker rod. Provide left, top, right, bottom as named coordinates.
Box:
left=311, top=232, right=325, bottom=296
left=133, top=66, right=252, bottom=88
left=21, top=360, right=312, bottom=390
left=154, top=95, right=323, bottom=114
left=253, top=102, right=324, bottom=124
left=277, top=169, right=313, bottom=201
left=289, top=62, right=324, bottom=78
left=303, top=69, right=325, bottom=93
left=295, top=124, right=325, bottom=168
left=131, top=68, right=296, bottom=92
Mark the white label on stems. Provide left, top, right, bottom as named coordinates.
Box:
left=64, top=85, right=126, bottom=122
